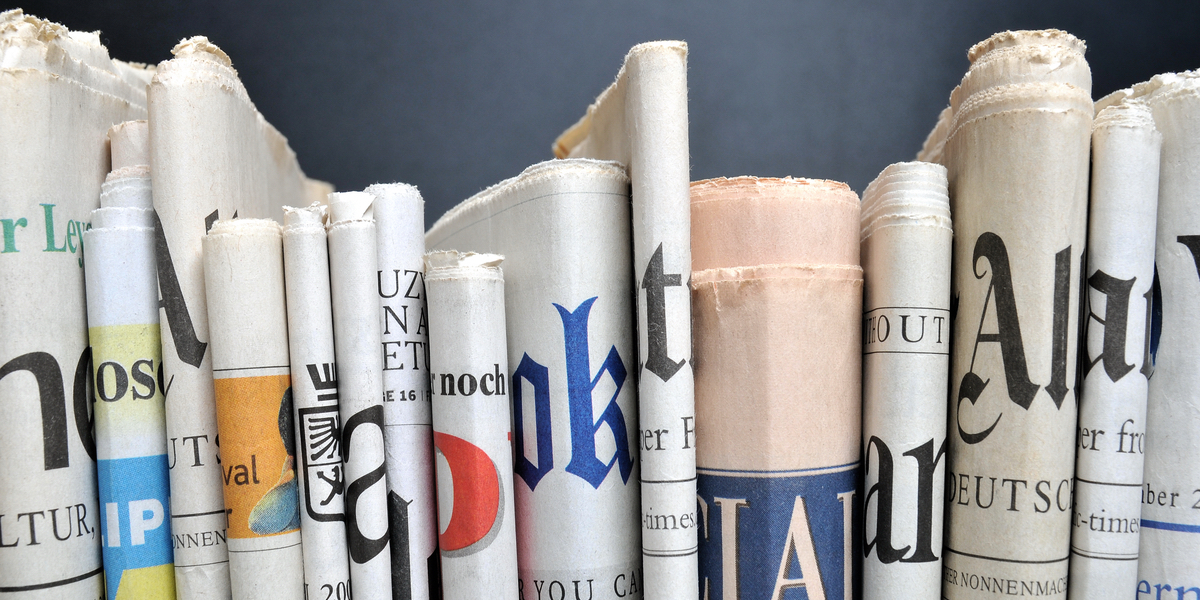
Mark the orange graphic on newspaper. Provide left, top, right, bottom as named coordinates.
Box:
left=214, top=374, right=301, bottom=539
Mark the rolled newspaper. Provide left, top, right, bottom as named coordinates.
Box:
left=1064, top=101, right=1160, bottom=599
left=202, top=219, right=305, bottom=600
left=327, top=192, right=393, bottom=600
left=84, top=128, right=176, bottom=600
left=1101, top=71, right=1200, bottom=592
left=859, top=162, right=952, bottom=600
left=366, top=183, right=439, bottom=600
left=0, top=11, right=147, bottom=598
left=424, top=251, right=519, bottom=599
left=282, top=204, right=353, bottom=597
left=554, top=42, right=697, bottom=598
left=427, top=159, right=640, bottom=600
left=941, top=30, right=1092, bottom=597
left=691, top=176, right=862, bottom=600
left=149, top=36, right=317, bottom=598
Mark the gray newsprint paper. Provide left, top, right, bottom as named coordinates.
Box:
left=1099, top=71, right=1200, bottom=593
left=554, top=42, right=696, bottom=600
left=427, top=159, right=641, bottom=600
left=282, top=204, right=353, bottom=598
left=1067, top=101, right=1160, bottom=599
left=366, top=183, right=438, bottom=600
left=149, top=36, right=315, bottom=599
left=941, top=30, right=1092, bottom=598
left=202, top=219, right=304, bottom=600
left=859, top=162, right=952, bottom=600
left=424, top=251, right=519, bottom=600
left=691, top=176, right=862, bottom=600
left=327, top=192, right=393, bottom=600
left=0, top=10, right=147, bottom=598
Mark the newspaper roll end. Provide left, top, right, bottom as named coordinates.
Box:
left=100, top=169, right=153, bottom=208
left=328, top=190, right=375, bottom=224
left=171, top=35, right=233, bottom=67
left=365, top=182, right=423, bottom=205
left=425, top=250, right=504, bottom=274
left=283, top=202, right=327, bottom=228
left=967, top=29, right=1086, bottom=64
left=88, top=205, right=154, bottom=230
left=206, top=217, right=282, bottom=240
left=109, top=119, right=149, bottom=170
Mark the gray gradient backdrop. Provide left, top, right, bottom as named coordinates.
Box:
left=20, top=1, right=1200, bottom=227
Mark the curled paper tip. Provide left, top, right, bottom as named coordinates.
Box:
left=327, top=190, right=375, bottom=224
left=424, top=250, right=504, bottom=272
left=1094, top=99, right=1157, bottom=131
left=171, top=36, right=232, bottom=67
left=282, top=203, right=327, bottom=227
left=967, top=29, right=1087, bottom=63
left=365, top=181, right=423, bottom=202
left=109, top=120, right=149, bottom=170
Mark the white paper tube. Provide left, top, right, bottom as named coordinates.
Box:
left=0, top=11, right=146, bottom=597
left=150, top=36, right=313, bottom=598
left=424, top=251, right=518, bottom=600
left=427, top=159, right=641, bottom=600
left=327, top=192, right=393, bottom=600
left=366, top=183, right=439, bottom=600
left=1064, top=101, right=1160, bottom=599
left=554, top=42, right=697, bottom=598
left=282, top=205, right=353, bottom=598
left=84, top=164, right=177, bottom=600
left=202, top=219, right=304, bottom=600
left=691, top=176, right=862, bottom=600
left=942, top=30, right=1092, bottom=598
left=860, top=162, right=952, bottom=600
left=1127, top=72, right=1200, bottom=592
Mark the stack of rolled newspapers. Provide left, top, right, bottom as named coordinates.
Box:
left=2, top=8, right=1199, bottom=600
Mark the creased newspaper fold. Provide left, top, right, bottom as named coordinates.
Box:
left=366, top=183, right=439, bottom=600
left=1098, top=71, right=1200, bottom=592
left=202, top=219, right=304, bottom=600
left=941, top=30, right=1092, bottom=598
left=149, top=36, right=318, bottom=599
left=859, top=162, right=952, bottom=600
left=691, top=176, right=862, bottom=600
left=327, top=192, right=393, bottom=600
left=84, top=122, right=176, bottom=600
left=425, top=251, right=519, bottom=599
left=0, top=10, right=148, bottom=598
left=554, top=42, right=696, bottom=599
left=282, top=204, right=353, bottom=597
left=427, top=159, right=641, bottom=600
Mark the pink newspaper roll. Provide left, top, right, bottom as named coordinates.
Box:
left=692, top=177, right=862, bottom=600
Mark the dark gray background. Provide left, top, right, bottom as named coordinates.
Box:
left=19, top=1, right=1200, bottom=227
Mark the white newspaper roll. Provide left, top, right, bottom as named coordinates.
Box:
left=202, top=220, right=304, bottom=600
left=0, top=11, right=147, bottom=598
left=282, top=205, right=353, bottom=598
left=149, top=37, right=315, bottom=598
left=84, top=162, right=177, bottom=600
left=554, top=42, right=697, bottom=598
left=1125, top=73, right=1200, bottom=592
left=1066, top=101, right=1160, bottom=599
left=425, top=251, right=518, bottom=600
left=327, top=192, right=393, bottom=600
left=366, top=183, right=438, bottom=600
left=427, top=159, right=640, bottom=600
left=942, top=31, right=1092, bottom=597
left=860, top=162, right=952, bottom=600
